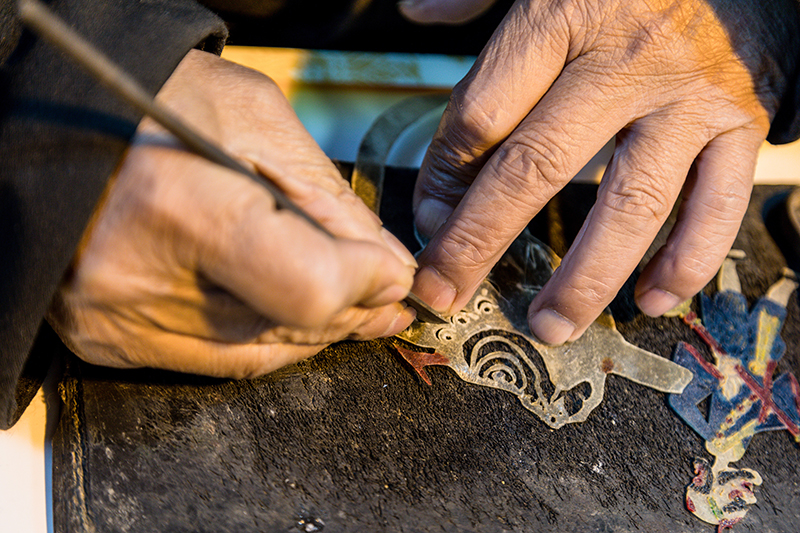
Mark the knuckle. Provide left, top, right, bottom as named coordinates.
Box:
left=660, top=250, right=720, bottom=294
left=626, top=17, right=670, bottom=59
left=699, top=183, right=750, bottom=222
left=677, top=254, right=720, bottom=285
left=448, top=82, right=509, bottom=144
left=432, top=86, right=514, bottom=172
left=230, top=67, right=285, bottom=106
left=497, top=132, right=570, bottom=191
left=538, top=270, right=618, bottom=327
left=601, top=173, right=673, bottom=225
left=563, top=272, right=616, bottom=310
left=618, top=4, right=696, bottom=67
left=437, top=221, right=503, bottom=274
left=423, top=134, right=483, bottom=195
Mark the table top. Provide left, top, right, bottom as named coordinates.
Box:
left=2, top=46, right=799, bottom=533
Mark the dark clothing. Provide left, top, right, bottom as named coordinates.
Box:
left=1, top=0, right=799, bottom=429
left=0, top=0, right=226, bottom=428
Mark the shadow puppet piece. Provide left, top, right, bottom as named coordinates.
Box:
left=394, top=230, right=692, bottom=429
left=361, top=97, right=693, bottom=428
left=669, top=254, right=800, bottom=531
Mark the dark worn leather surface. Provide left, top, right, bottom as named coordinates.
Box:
left=52, top=171, right=800, bottom=533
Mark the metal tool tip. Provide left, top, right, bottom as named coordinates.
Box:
left=403, top=292, right=448, bottom=324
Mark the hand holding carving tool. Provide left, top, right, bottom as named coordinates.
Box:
left=17, top=0, right=446, bottom=324
left=17, top=0, right=328, bottom=234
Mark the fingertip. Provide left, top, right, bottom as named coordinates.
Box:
left=635, top=287, right=682, bottom=317
left=528, top=308, right=576, bottom=346
left=411, top=265, right=458, bottom=313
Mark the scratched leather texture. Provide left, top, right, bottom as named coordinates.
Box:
left=52, top=171, right=800, bottom=533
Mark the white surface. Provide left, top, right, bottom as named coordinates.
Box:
left=289, top=85, right=800, bottom=184
left=0, top=388, right=50, bottom=533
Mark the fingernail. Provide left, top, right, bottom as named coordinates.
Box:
left=381, top=228, right=417, bottom=270
left=363, top=284, right=410, bottom=308
left=637, top=288, right=681, bottom=317
left=529, top=309, right=576, bottom=346
left=412, top=265, right=457, bottom=313
left=381, top=304, right=417, bottom=337
left=414, top=198, right=453, bottom=239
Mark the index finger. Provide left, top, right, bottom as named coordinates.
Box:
left=413, top=58, right=635, bottom=313
left=413, top=0, right=572, bottom=237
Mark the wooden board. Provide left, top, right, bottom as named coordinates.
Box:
left=52, top=173, right=800, bottom=533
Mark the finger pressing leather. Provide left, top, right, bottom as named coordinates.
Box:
left=414, top=62, right=635, bottom=315
left=634, top=128, right=763, bottom=315
left=527, top=121, right=706, bottom=344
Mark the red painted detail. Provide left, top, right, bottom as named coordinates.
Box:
left=686, top=497, right=696, bottom=513
left=683, top=313, right=727, bottom=356
left=765, top=360, right=777, bottom=389
left=718, top=517, right=742, bottom=532
left=392, top=344, right=450, bottom=386
left=789, top=373, right=800, bottom=421
left=684, top=342, right=724, bottom=381
left=735, top=364, right=800, bottom=436
left=728, top=490, right=742, bottom=500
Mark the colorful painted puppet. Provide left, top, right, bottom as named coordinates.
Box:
left=669, top=255, right=799, bottom=531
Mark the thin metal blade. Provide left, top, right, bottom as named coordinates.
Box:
left=403, top=292, right=448, bottom=324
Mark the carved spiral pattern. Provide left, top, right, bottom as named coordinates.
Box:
left=471, top=336, right=531, bottom=394
left=457, top=328, right=589, bottom=428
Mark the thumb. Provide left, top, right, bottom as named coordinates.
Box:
left=398, top=0, right=499, bottom=24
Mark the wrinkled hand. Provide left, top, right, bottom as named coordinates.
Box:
left=47, top=50, right=417, bottom=378
left=405, top=0, right=777, bottom=344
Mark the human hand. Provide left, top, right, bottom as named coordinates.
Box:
left=47, top=50, right=417, bottom=378
left=407, top=0, right=782, bottom=344
left=398, top=0, right=500, bottom=24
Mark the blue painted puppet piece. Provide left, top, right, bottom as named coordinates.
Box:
left=668, top=259, right=799, bottom=531
left=670, top=292, right=800, bottom=456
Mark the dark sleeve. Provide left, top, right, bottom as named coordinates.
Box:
left=765, top=1, right=800, bottom=144
left=708, top=0, right=800, bottom=144
left=752, top=0, right=800, bottom=144
left=0, top=0, right=227, bottom=429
